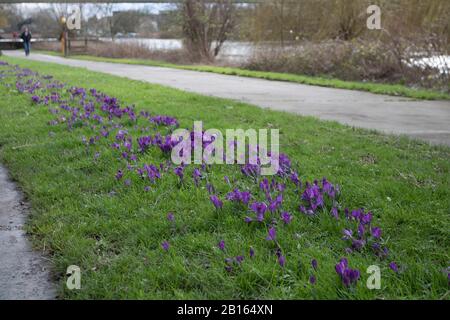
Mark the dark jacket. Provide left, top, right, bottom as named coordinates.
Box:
left=20, top=31, right=32, bottom=43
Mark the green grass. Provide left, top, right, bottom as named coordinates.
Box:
left=36, top=49, right=450, bottom=101
left=0, top=55, right=449, bottom=300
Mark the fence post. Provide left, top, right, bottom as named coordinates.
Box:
left=64, top=31, right=69, bottom=57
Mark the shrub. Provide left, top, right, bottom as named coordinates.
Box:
left=244, top=39, right=449, bottom=92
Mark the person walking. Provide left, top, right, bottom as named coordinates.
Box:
left=20, top=27, right=32, bottom=56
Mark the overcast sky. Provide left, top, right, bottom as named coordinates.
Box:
left=14, top=3, right=176, bottom=18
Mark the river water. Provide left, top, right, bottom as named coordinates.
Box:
left=102, top=38, right=255, bottom=62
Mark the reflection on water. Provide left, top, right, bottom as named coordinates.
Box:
left=409, top=55, right=450, bottom=75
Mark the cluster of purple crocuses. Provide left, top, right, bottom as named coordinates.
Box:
left=335, top=258, right=360, bottom=287
left=1, top=61, right=403, bottom=289
left=341, top=208, right=387, bottom=258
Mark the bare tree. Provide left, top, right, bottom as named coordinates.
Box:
left=180, top=0, right=235, bottom=62
left=331, top=0, right=365, bottom=41
left=42, top=3, right=69, bottom=36
left=0, top=4, right=23, bottom=33
left=0, top=5, right=8, bottom=30
left=94, top=3, right=116, bottom=40
left=272, top=0, right=286, bottom=47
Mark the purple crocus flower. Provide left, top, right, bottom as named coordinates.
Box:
left=174, top=166, right=184, bottom=182
left=259, top=178, right=270, bottom=193
left=123, top=140, right=132, bottom=151
left=362, top=212, right=373, bottom=225
left=352, top=239, right=365, bottom=251
left=344, top=208, right=350, bottom=219
left=277, top=153, right=292, bottom=176
left=226, top=189, right=251, bottom=205
left=161, top=241, right=170, bottom=251
left=241, top=163, right=261, bottom=178
left=389, top=262, right=399, bottom=273
left=210, top=195, right=223, bottom=210
left=343, top=229, right=353, bottom=240
left=309, top=275, right=316, bottom=285
left=249, top=247, right=255, bottom=258
left=150, top=115, right=178, bottom=127
left=299, top=205, right=314, bottom=216
left=322, top=177, right=338, bottom=199
left=218, top=240, right=225, bottom=251
left=290, top=171, right=300, bottom=186
left=137, top=135, right=152, bottom=153
left=343, top=269, right=360, bottom=287
left=371, top=227, right=382, bottom=239
left=351, top=209, right=362, bottom=220
left=357, top=223, right=365, bottom=238
left=278, top=254, right=286, bottom=267
left=206, top=183, right=215, bottom=195
left=193, top=168, right=202, bottom=186
left=311, top=259, right=318, bottom=271
left=111, top=142, right=120, bottom=150
left=115, top=170, right=123, bottom=180
left=115, top=129, right=127, bottom=141
left=313, top=193, right=324, bottom=210
left=250, top=202, right=268, bottom=221
left=335, top=258, right=348, bottom=276
left=141, top=164, right=161, bottom=182
left=236, top=256, right=244, bottom=264
left=167, top=212, right=175, bottom=222
left=335, top=258, right=360, bottom=287
left=124, top=179, right=131, bottom=186
left=281, top=211, right=293, bottom=224
left=331, top=207, right=339, bottom=220
left=240, top=191, right=251, bottom=205
left=266, top=227, right=277, bottom=241
left=268, top=194, right=283, bottom=213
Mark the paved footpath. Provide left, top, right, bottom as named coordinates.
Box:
left=0, top=165, right=56, bottom=299
left=5, top=51, right=450, bottom=146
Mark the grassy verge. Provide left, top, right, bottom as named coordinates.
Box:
left=0, top=55, right=449, bottom=299
left=36, top=49, right=450, bottom=101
